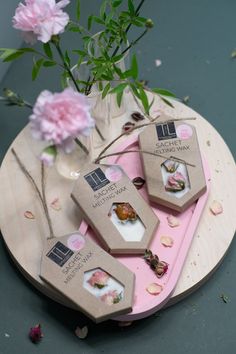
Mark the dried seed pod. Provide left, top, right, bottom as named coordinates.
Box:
left=122, top=122, right=135, bottom=133
left=132, top=176, right=146, bottom=190
left=131, top=111, right=145, bottom=122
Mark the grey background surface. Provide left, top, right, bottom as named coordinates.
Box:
left=0, top=1, right=235, bottom=353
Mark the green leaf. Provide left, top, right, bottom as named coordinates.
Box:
left=93, top=16, right=105, bottom=25
left=43, top=61, right=57, bottom=67
left=2, top=51, right=24, bottom=62
left=160, top=96, right=174, bottom=108
left=152, top=88, right=175, bottom=98
left=32, top=58, right=44, bottom=81
left=100, top=0, right=107, bottom=20
left=139, top=86, right=149, bottom=114
left=130, top=83, right=140, bottom=99
left=113, top=0, right=122, bottom=7
left=88, top=15, right=93, bottom=30
left=113, top=64, right=124, bottom=79
left=102, top=83, right=110, bottom=99
left=128, top=0, right=135, bottom=15
left=43, top=43, right=53, bottom=59
left=64, top=50, right=71, bottom=67
left=98, top=81, right=103, bottom=91
left=76, top=0, right=80, bottom=21
left=116, top=90, right=124, bottom=107
left=109, top=82, right=128, bottom=94
left=131, top=53, right=138, bottom=79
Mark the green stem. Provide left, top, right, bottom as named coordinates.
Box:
left=111, top=0, right=146, bottom=57
left=53, top=41, right=81, bottom=92
left=74, top=137, right=89, bottom=155
left=120, top=28, right=148, bottom=56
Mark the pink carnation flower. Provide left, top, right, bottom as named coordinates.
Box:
left=87, top=270, right=109, bottom=289
left=29, top=88, right=95, bottom=151
left=13, top=0, right=70, bottom=44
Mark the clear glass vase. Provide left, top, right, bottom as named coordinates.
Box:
left=55, top=136, right=93, bottom=180
left=69, top=32, right=130, bottom=148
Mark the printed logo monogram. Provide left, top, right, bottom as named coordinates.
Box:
left=46, top=241, right=74, bottom=267
left=84, top=168, right=110, bottom=191
left=156, top=122, right=177, bottom=140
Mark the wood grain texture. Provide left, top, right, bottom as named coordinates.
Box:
left=0, top=94, right=235, bottom=312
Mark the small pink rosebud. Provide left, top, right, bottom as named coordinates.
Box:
left=29, top=324, right=43, bottom=343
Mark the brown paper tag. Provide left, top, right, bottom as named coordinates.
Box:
left=40, top=233, right=135, bottom=323
left=139, top=116, right=206, bottom=212
left=71, top=163, right=159, bottom=254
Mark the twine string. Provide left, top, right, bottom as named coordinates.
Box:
left=11, top=148, right=55, bottom=239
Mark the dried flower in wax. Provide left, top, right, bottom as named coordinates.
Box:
left=165, top=171, right=186, bottom=192
left=162, top=160, right=179, bottom=173
left=144, top=249, right=168, bottom=278
left=87, top=270, right=109, bottom=289
left=100, top=290, right=123, bottom=305
left=132, top=176, right=146, bottom=190
left=114, top=203, right=137, bottom=222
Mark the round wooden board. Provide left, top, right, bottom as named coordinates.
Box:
left=0, top=95, right=235, bottom=315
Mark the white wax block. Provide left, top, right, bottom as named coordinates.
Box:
left=110, top=206, right=145, bottom=242
left=161, top=161, right=190, bottom=199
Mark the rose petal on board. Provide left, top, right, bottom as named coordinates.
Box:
left=146, top=283, right=163, bottom=295
left=118, top=321, right=133, bottom=327
left=50, top=198, right=61, bottom=211
left=155, top=59, right=162, bottom=67
left=75, top=326, right=88, bottom=339
left=122, top=122, right=135, bottom=133
left=132, top=176, right=146, bottom=190
left=24, top=211, right=35, bottom=219
left=167, top=215, right=180, bottom=228
left=210, top=200, right=223, bottom=215
left=160, top=236, right=174, bottom=247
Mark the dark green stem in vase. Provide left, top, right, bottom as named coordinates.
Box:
left=74, top=137, right=90, bottom=155
left=53, top=38, right=105, bottom=143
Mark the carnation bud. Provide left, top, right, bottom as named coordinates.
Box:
left=145, top=19, right=154, bottom=29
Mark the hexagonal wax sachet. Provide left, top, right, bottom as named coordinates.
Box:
left=40, top=233, right=135, bottom=323
left=138, top=116, right=207, bottom=212
left=71, top=163, right=159, bottom=254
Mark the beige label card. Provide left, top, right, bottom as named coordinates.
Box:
left=40, top=233, right=135, bottom=323
left=71, top=163, right=159, bottom=254
left=139, top=116, right=206, bottom=212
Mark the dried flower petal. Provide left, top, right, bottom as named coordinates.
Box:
left=122, top=122, right=135, bottom=133
left=155, top=59, right=162, bottom=67
left=155, top=261, right=169, bottom=278
left=182, top=95, right=190, bottom=104
left=144, top=249, right=168, bottom=278
left=24, top=210, right=35, bottom=219
left=131, top=111, right=145, bottom=122
left=167, top=215, right=180, bottom=228
left=132, top=176, right=146, bottom=190
left=50, top=198, right=61, bottom=211
left=160, top=236, right=174, bottom=247
left=220, top=294, right=229, bottom=303
left=75, top=326, right=88, bottom=339
left=29, top=324, right=43, bottom=343
left=146, top=283, right=163, bottom=295
left=118, top=321, right=133, bottom=327
left=210, top=200, right=223, bottom=215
